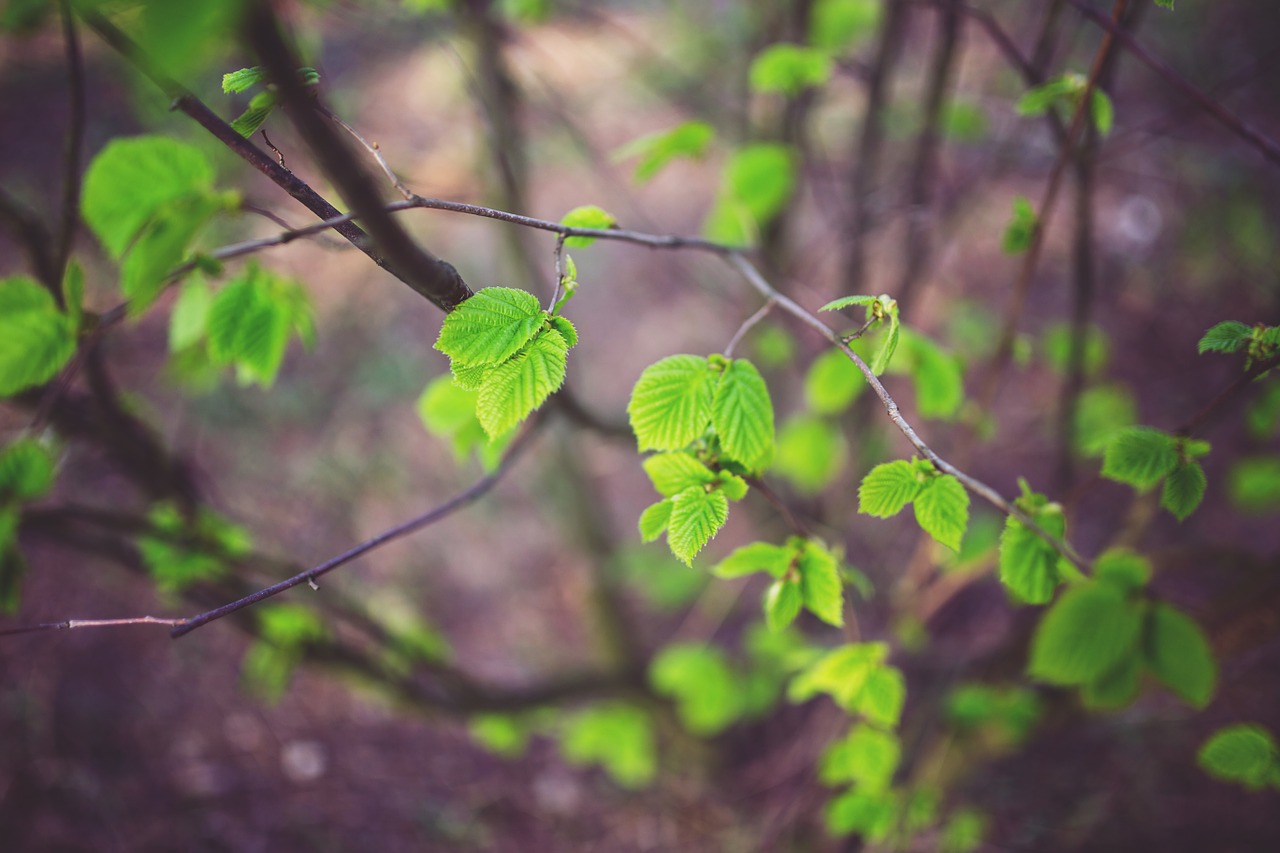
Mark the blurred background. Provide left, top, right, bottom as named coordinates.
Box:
left=2, top=0, right=1280, bottom=849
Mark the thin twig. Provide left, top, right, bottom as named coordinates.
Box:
left=724, top=299, right=777, bottom=359
left=319, top=103, right=414, bottom=200
left=0, top=616, right=186, bottom=638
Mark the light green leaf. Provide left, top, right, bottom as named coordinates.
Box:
left=560, top=703, right=656, bottom=789
left=1198, top=321, right=1251, bottom=354
left=1002, top=195, right=1037, bottom=254
left=417, top=375, right=478, bottom=436
left=857, top=666, right=906, bottom=728
left=230, top=90, right=277, bottom=138
left=613, top=121, right=714, bottom=183
left=638, top=499, right=673, bottom=543
left=476, top=329, right=568, bottom=438
left=549, top=315, right=577, bottom=348
left=642, top=452, right=717, bottom=497
left=121, top=194, right=220, bottom=313
left=666, top=486, right=729, bottom=565
left=900, top=328, right=964, bottom=420
left=998, top=509, right=1065, bottom=605
left=0, top=276, right=76, bottom=397
left=1043, top=322, right=1110, bottom=377
left=169, top=276, right=211, bottom=352
left=451, top=362, right=489, bottom=391
left=724, top=143, right=796, bottom=223
left=434, top=287, right=545, bottom=368
left=0, top=439, right=56, bottom=502
left=138, top=504, right=250, bottom=593
left=1073, top=383, right=1137, bottom=457
left=1029, top=583, right=1144, bottom=686
left=1091, top=90, right=1114, bottom=136
left=711, top=357, right=774, bottom=470
left=771, top=415, right=845, bottom=493
left=832, top=725, right=901, bottom=792
left=206, top=267, right=296, bottom=387
left=818, top=294, right=877, bottom=313
left=716, top=471, right=749, bottom=501
left=627, top=355, right=715, bottom=451
left=1162, top=460, right=1207, bottom=521
left=799, top=541, right=844, bottom=627
left=713, top=541, right=793, bottom=579
left=81, top=136, right=215, bottom=260
left=468, top=714, right=528, bottom=758
left=858, top=460, right=922, bottom=518
left=804, top=347, right=864, bottom=414
left=914, top=474, right=969, bottom=552
left=650, top=644, right=743, bottom=735
left=1102, top=426, right=1178, bottom=491
left=788, top=642, right=887, bottom=706
left=560, top=204, right=617, bottom=248
left=809, top=0, right=881, bottom=51
left=222, top=65, right=267, bottom=93
left=765, top=579, right=803, bottom=633
left=1198, top=725, right=1278, bottom=789
left=869, top=306, right=901, bottom=375
left=748, top=43, right=833, bottom=96
left=1144, top=603, right=1216, bottom=708
left=824, top=787, right=898, bottom=842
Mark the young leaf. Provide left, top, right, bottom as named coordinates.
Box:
left=121, top=194, right=221, bottom=313
left=560, top=204, right=617, bottom=248
left=1198, top=321, right=1251, bottom=354
left=1093, top=549, right=1151, bottom=592
left=0, top=439, right=56, bottom=502
left=642, top=452, right=717, bottom=497
left=818, top=294, right=877, bottom=313
left=772, top=416, right=845, bottom=493
left=1081, top=653, right=1141, bottom=711
left=549, top=315, right=577, bottom=348
left=711, top=358, right=775, bottom=470
left=451, top=362, right=489, bottom=391
left=650, top=644, right=743, bottom=735
left=723, top=143, right=796, bottom=223
left=169, top=276, right=211, bottom=352
left=765, top=579, right=803, bottom=633
left=475, top=328, right=569, bottom=438
left=81, top=136, right=215, bottom=259
left=222, top=65, right=267, bottom=93
left=434, top=287, right=545, bottom=368
left=230, top=91, right=277, bottom=138
left=0, top=276, right=77, bottom=397
left=824, top=788, right=898, bottom=842
left=1091, top=90, right=1114, bottom=136
left=914, top=474, right=969, bottom=552
left=716, top=471, right=749, bottom=501
left=856, top=666, right=906, bottom=728
left=713, top=541, right=793, bottom=579
left=628, top=355, right=715, bottom=451
left=840, top=725, right=901, bottom=792
left=638, top=500, right=673, bottom=543
left=613, top=121, right=715, bottom=184
left=1029, top=583, right=1143, bottom=686
left=206, top=267, right=298, bottom=387
left=559, top=703, right=656, bottom=789
left=1198, top=725, right=1278, bottom=789
left=748, top=43, right=833, bottom=96
left=666, top=486, right=729, bottom=565
left=789, top=642, right=888, bottom=707
left=869, top=302, right=901, bottom=375
left=900, top=328, right=964, bottom=420
left=858, top=460, right=921, bottom=518
left=1161, top=460, right=1207, bottom=521
left=804, top=347, right=864, bottom=414
left=1144, top=603, right=1216, bottom=709
left=998, top=510, right=1064, bottom=605
left=1101, top=426, right=1178, bottom=492
left=799, top=541, right=845, bottom=627
left=1002, top=196, right=1037, bottom=254
left=809, top=0, right=881, bottom=51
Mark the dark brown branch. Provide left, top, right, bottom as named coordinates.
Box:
left=243, top=6, right=473, bottom=312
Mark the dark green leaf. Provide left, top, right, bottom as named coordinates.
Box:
left=1197, top=321, right=1251, bottom=354
left=1081, top=652, right=1140, bottom=710
left=1029, top=583, right=1144, bottom=686
left=1145, top=603, right=1216, bottom=708
left=1162, top=460, right=1207, bottom=521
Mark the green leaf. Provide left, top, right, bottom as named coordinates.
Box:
left=809, top=0, right=881, bottom=51
left=81, top=136, right=215, bottom=260
left=771, top=415, right=845, bottom=493
left=559, top=703, right=656, bottom=789
left=998, top=504, right=1065, bottom=605
left=711, top=358, right=774, bottom=470
left=206, top=266, right=302, bottom=388
left=0, top=439, right=56, bottom=502
left=230, top=91, right=277, bottom=138
left=805, top=347, right=864, bottom=414
left=613, top=121, right=715, bottom=183
left=748, top=44, right=833, bottom=96
left=0, top=276, right=77, bottom=396
left=650, top=644, right=743, bottom=735
left=1081, top=653, right=1141, bottom=710
left=914, top=474, right=969, bottom=551
left=560, top=204, right=617, bottom=248
left=1073, top=383, right=1137, bottom=457
left=940, top=808, right=988, bottom=853
left=0, top=509, right=23, bottom=613
left=417, top=375, right=478, bottom=437
left=666, top=486, right=729, bottom=565
left=819, top=294, right=877, bottom=313
left=869, top=303, right=901, bottom=375
left=1029, top=583, right=1144, bottom=686
left=628, top=355, right=715, bottom=451
left=765, top=579, right=803, bottom=633
left=858, top=666, right=906, bottom=728
left=1153, top=0, right=1174, bottom=9
left=858, top=460, right=922, bottom=518
left=799, top=541, right=845, bottom=627
left=62, top=262, right=84, bottom=329
left=222, top=65, right=267, bottom=93
left=1002, top=195, right=1037, bottom=254
left=1042, top=322, right=1110, bottom=377
left=1198, top=725, right=1278, bottom=789
left=1144, top=603, right=1216, bottom=709
left=434, top=287, right=545, bottom=368
left=549, top=315, right=577, bottom=348
left=451, top=362, right=489, bottom=391
left=1228, top=456, right=1280, bottom=512
left=121, top=194, right=221, bottom=313
left=638, top=499, right=673, bottom=543
left=941, top=100, right=989, bottom=142
left=468, top=714, right=528, bottom=758
left=900, top=328, right=964, bottom=420
left=1198, top=321, right=1252, bottom=354
left=1091, top=89, right=1114, bottom=136
left=788, top=642, right=887, bottom=707
left=476, top=328, right=569, bottom=438
left=1093, top=548, right=1151, bottom=592
left=169, top=276, right=211, bottom=352
left=824, top=725, right=901, bottom=792
left=1162, top=460, right=1207, bottom=521
left=723, top=143, right=796, bottom=223
left=716, top=471, right=749, bottom=501
left=824, top=788, right=898, bottom=842
left=642, top=452, right=717, bottom=497
left=137, top=504, right=250, bottom=593
left=1015, top=76, right=1076, bottom=117
left=1102, top=426, right=1179, bottom=492
left=713, top=541, right=793, bottom=579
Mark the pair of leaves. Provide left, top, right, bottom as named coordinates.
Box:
left=172, top=265, right=315, bottom=388
left=637, top=453, right=747, bottom=565
left=820, top=293, right=901, bottom=374
left=0, top=438, right=58, bottom=613
left=1102, top=426, right=1209, bottom=521
left=628, top=354, right=776, bottom=470
left=1029, top=550, right=1217, bottom=710
left=434, top=287, right=577, bottom=439
left=789, top=643, right=906, bottom=728
left=713, top=537, right=847, bottom=630
left=1016, top=72, right=1114, bottom=136
left=0, top=276, right=78, bottom=397
left=222, top=65, right=320, bottom=137
left=859, top=458, right=970, bottom=552
left=82, top=136, right=231, bottom=313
